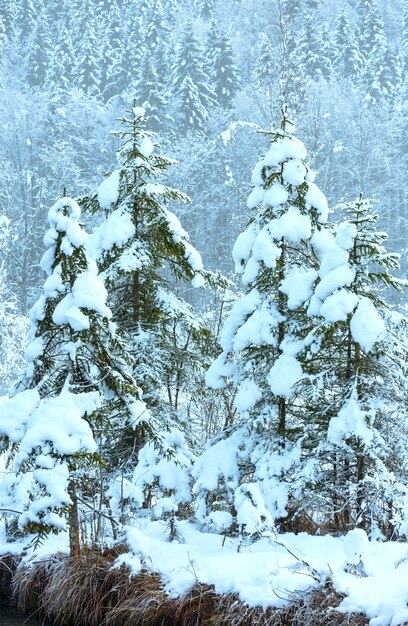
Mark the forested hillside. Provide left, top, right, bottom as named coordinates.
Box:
left=0, top=0, right=406, bottom=309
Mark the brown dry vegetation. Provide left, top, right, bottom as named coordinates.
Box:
left=0, top=547, right=369, bottom=626
left=0, top=554, right=14, bottom=601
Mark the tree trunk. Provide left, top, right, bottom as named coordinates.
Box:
left=354, top=341, right=366, bottom=526
left=132, top=270, right=140, bottom=326
left=68, top=479, right=80, bottom=559
left=277, top=239, right=286, bottom=437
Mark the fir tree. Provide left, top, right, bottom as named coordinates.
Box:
left=120, top=11, right=144, bottom=93
left=15, top=0, right=36, bottom=41
left=0, top=3, right=8, bottom=54
left=333, top=11, right=364, bottom=79
left=359, top=2, right=387, bottom=64
left=0, top=215, right=28, bottom=393
left=197, top=0, right=215, bottom=19
left=82, top=106, right=210, bottom=517
left=356, top=0, right=375, bottom=17
left=99, top=0, right=128, bottom=100
left=46, top=26, right=76, bottom=92
left=172, top=26, right=217, bottom=133
left=401, top=6, right=408, bottom=73
left=302, top=15, right=322, bottom=80
left=194, top=110, right=329, bottom=533
left=26, top=5, right=52, bottom=87
left=135, top=47, right=170, bottom=133
left=256, top=33, right=275, bottom=89
left=144, top=0, right=168, bottom=53
left=0, top=0, right=16, bottom=36
left=205, top=23, right=240, bottom=109
left=300, top=196, right=407, bottom=534
left=281, top=0, right=301, bottom=24
left=75, top=15, right=103, bottom=96
left=277, top=3, right=311, bottom=115
left=355, top=4, right=399, bottom=103
left=0, top=194, right=147, bottom=553
left=318, top=23, right=334, bottom=80
left=363, top=45, right=401, bottom=103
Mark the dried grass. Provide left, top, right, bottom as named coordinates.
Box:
left=0, top=554, right=16, bottom=601
left=2, top=548, right=370, bottom=626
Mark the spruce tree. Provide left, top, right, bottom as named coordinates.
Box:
left=0, top=194, right=147, bottom=553
left=15, top=0, right=36, bottom=41
left=0, top=4, right=7, bottom=55
left=71, top=0, right=103, bottom=96
left=333, top=11, right=364, bottom=79
left=101, top=0, right=128, bottom=100
left=277, top=3, right=311, bottom=115
left=318, top=23, right=334, bottom=80
left=172, top=26, right=217, bottom=133
left=132, top=0, right=172, bottom=119
left=360, top=2, right=386, bottom=58
left=256, top=33, right=276, bottom=91
left=75, top=15, right=103, bottom=96
left=356, top=0, right=400, bottom=103
left=358, top=2, right=387, bottom=76
left=46, top=25, right=76, bottom=92
left=205, top=23, right=240, bottom=109
left=143, top=0, right=168, bottom=53
left=281, top=0, right=301, bottom=23
left=401, top=6, right=408, bottom=74
left=302, top=15, right=322, bottom=80
left=197, top=0, right=215, bottom=19
left=26, top=4, right=51, bottom=87
left=299, top=196, right=407, bottom=534
left=0, top=0, right=16, bottom=37
left=136, top=50, right=169, bottom=133
left=193, top=110, right=329, bottom=533
left=119, top=9, right=145, bottom=90
left=83, top=106, right=210, bottom=518
left=363, top=45, right=402, bottom=103
left=356, top=0, right=375, bottom=17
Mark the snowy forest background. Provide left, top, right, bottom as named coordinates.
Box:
left=1, top=0, right=407, bottom=335
left=0, top=0, right=408, bottom=552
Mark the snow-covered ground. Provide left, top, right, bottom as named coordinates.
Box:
left=3, top=521, right=408, bottom=626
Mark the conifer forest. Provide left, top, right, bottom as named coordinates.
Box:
left=0, top=1, right=407, bottom=624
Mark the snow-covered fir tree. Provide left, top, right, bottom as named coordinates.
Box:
left=196, top=0, right=215, bottom=20
left=255, top=33, right=275, bottom=93
left=15, top=0, right=36, bottom=42
left=205, top=23, right=239, bottom=109
left=276, top=2, right=313, bottom=115
left=99, top=0, right=128, bottom=101
left=358, top=1, right=387, bottom=64
left=333, top=11, right=364, bottom=80
left=193, top=110, right=329, bottom=535
left=171, top=26, right=217, bottom=133
left=73, top=2, right=103, bottom=97
left=302, top=15, right=325, bottom=80
left=358, top=2, right=396, bottom=103
left=0, top=0, right=15, bottom=42
left=0, top=194, right=147, bottom=554
left=83, top=106, right=210, bottom=523
left=25, top=1, right=51, bottom=87
left=298, top=195, right=408, bottom=535
left=0, top=292, right=28, bottom=394
left=45, top=25, right=76, bottom=92
left=136, top=50, right=169, bottom=133
left=401, top=6, right=408, bottom=74
left=364, top=44, right=402, bottom=103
